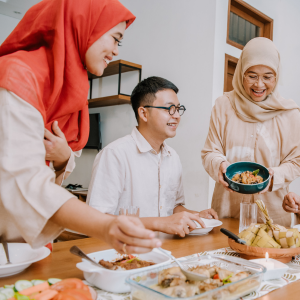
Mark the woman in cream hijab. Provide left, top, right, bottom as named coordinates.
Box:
left=201, top=37, right=300, bottom=227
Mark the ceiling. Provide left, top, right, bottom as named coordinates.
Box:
left=0, top=0, right=40, bottom=20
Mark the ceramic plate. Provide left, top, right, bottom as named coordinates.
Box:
left=0, top=243, right=50, bottom=277
left=189, top=218, right=223, bottom=235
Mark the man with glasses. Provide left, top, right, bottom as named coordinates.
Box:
left=87, top=77, right=218, bottom=237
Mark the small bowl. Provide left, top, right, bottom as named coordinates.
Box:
left=0, top=244, right=50, bottom=277
left=250, top=258, right=288, bottom=280
left=228, top=238, right=300, bottom=263
left=225, top=161, right=270, bottom=194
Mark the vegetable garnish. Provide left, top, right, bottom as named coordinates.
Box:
left=222, top=274, right=233, bottom=284
left=213, top=274, right=219, bottom=280
left=252, top=169, right=260, bottom=176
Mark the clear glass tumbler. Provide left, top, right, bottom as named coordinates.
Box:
left=239, top=203, right=257, bottom=233
left=119, top=205, right=140, bottom=217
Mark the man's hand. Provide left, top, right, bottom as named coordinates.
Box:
left=44, top=121, right=71, bottom=171
left=258, top=168, right=274, bottom=194
left=198, top=208, right=218, bottom=220
left=282, top=192, right=300, bottom=214
left=156, top=211, right=206, bottom=237
left=218, top=161, right=233, bottom=192
left=104, top=215, right=162, bottom=254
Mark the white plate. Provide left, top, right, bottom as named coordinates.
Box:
left=188, top=218, right=223, bottom=235
left=76, top=248, right=172, bottom=293
left=0, top=243, right=50, bottom=277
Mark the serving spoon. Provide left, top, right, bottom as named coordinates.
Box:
left=70, top=245, right=105, bottom=269
left=0, top=235, right=11, bottom=264
left=157, top=248, right=208, bottom=281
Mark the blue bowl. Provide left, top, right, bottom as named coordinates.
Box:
left=224, top=161, right=270, bottom=194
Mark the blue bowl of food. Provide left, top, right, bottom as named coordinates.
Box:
left=224, top=161, right=270, bottom=194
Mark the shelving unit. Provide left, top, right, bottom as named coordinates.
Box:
left=88, top=60, right=142, bottom=108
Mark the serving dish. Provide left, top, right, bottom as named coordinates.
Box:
left=224, top=161, right=270, bottom=194
left=76, top=248, right=172, bottom=293
left=126, top=255, right=264, bottom=300
left=189, top=218, right=223, bottom=235
left=228, top=238, right=300, bottom=263
left=0, top=243, right=50, bottom=277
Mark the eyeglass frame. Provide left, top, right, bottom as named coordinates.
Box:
left=243, top=74, right=276, bottom=84
left=143, top=104, right=186, bottom=116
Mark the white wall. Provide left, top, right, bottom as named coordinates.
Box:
left=208, top=0, right=300, bottom=203
left=65, top=0, right=218, bottom=212
left=0, top=14, right=19, bottom=44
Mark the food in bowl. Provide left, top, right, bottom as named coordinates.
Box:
left=232, top=170, right=263, bottom=184
left=99, top=255, right=155, bottom=270
left=152, top=266, right=251, bottom=298
left=225, top=161, right=270, bottom=194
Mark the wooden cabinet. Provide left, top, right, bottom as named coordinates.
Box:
left=88, top=60, right=142, bottom=108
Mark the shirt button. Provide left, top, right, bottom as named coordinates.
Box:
left=251, top=135, right=254, bottom=137
left=159, top=185, right=162, bottom=188
left=160, top=206, right=162, bottom=209
left=151, top=150, right=155, bottom=154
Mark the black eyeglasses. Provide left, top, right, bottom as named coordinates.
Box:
left=144, top=105, right=186, bottom=116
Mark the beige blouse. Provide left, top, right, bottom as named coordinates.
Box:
left=0, top=88, right=76, bottom=248
left=201, top=95, right=300, bottom=227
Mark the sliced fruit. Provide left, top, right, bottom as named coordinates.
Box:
left=14, top=280, right=33, bottom=292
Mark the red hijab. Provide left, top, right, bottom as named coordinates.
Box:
left=0, top=0, right=135, bottom=151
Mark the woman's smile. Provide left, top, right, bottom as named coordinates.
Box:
left=251, top=88, right=266, bottom=98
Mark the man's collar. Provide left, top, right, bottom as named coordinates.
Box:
left=131, top=127, right=171, bottom=156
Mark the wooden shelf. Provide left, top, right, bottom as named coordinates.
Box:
left=88, top=59, right=142, bottom=80
left=88, top=94, right=131, bottom=108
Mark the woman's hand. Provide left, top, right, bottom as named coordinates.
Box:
left=104, top=215, right=162, bottom=254
left=258, top=168, right=274, bottom=194
left=282, top=192, right=300, bottom=214
left=44, top=121, right=71, bottom=171
left=218, top=161, right=233, bottom=192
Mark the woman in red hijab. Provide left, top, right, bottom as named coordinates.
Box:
left=0, top=0, right=161, bottom=253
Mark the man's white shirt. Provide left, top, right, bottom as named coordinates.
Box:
left=87, top=127, right=185, bottom=217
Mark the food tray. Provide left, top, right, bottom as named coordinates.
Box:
left=228, top=238, right=300, bottom=263
left=126, top=255, right=265, bottom=300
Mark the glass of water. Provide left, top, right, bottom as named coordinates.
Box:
left=119, top=205, right=140, bottom=217
left=239, top=203, right=257, bottom=233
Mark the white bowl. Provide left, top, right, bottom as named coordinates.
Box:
left=188, top=218, right=223, bottom=235
left=250, top=258, right=288, bottom=280
left=0, top=243, right=50, bottom=277
left=76, top=248, right=172, bottom=293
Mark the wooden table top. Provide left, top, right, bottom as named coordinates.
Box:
left=0, top=218, right=299, bottom=300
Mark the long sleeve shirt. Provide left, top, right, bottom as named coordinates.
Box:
left=201, top=95, right=300, bottom=227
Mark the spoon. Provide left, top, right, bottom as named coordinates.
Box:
left=157, top=248, right=208, bottom=281
left=0, top=235, right=11, bottom=264
left=70, top=246, right=105, bottom=269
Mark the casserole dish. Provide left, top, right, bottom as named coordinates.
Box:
left=126, top=255, right=265, bottom=299
left=76, top=248, right=172, bottom=293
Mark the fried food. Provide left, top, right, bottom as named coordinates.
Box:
left=232, top=170, right=263, bottom=184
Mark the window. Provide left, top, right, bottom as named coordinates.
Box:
left=224, top=54, right=238, bottom=93
left=227, top=0, right=273, bottom=50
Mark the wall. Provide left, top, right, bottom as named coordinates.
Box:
left=0, top=13, right=19, bottom=44
left=208, top=0, right=300, bottom=204
left=65, top=0, right=218, bottom=212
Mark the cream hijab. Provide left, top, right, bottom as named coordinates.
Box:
left=226, top=37, right=299, bottom=123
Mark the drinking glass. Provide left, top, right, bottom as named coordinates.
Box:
left=119, top=205, right=140, bottom=217
left=239, top=203, right=257, bottom=233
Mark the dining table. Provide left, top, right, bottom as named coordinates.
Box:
left=0, top=218, right=299, bottom=300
